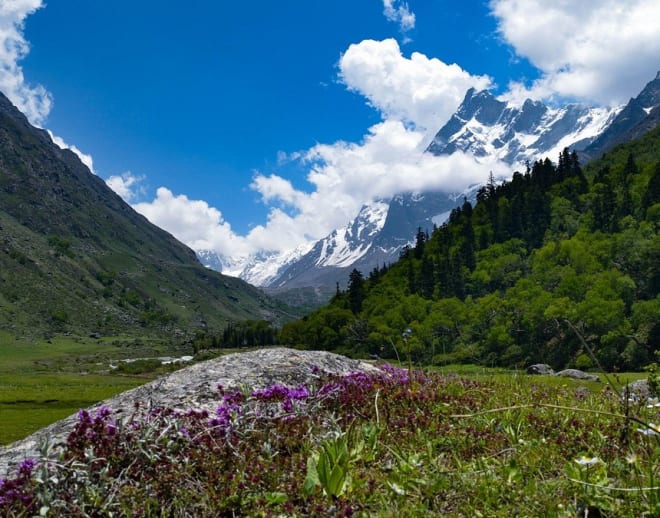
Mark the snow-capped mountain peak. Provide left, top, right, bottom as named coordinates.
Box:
left=314, top=201, right=389, bottom=268
left=426, top=88, right=621, bottom=166
left=198, top=72, right=659, bottom=294
left=197, top=242, right=314, bottom=288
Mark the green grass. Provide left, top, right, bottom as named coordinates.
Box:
left=429, top=362, right=647, bottom=393
left=0, top=332, right=188, bottom=445
left=0, top=374, right=146, bottom=444
left=0, top=332, right=649, bottom=448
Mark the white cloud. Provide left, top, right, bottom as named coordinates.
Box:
left=132, top=187, right=251, bottom=256
left=339, top=39, right=492, bottom=135
left=491, top=0, right=660, bottom=105
left=133, top=125, right=507, bottom=260
left=247, top=120, right=508, bottom=249
left=0, top=0, right=52, bottom=125
left=132, top=39, right=504, bottom=265
left=382, top=0, right=416, bottom=33
left=105, top=172, right=145, bottom=202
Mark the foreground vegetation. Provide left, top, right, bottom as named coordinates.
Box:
left=1, top=362, right=658, bottom=516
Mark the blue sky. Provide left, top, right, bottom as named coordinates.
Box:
left=1, top=0, right=658, bottom=263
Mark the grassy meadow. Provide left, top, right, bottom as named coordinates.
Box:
left=0, top=332, right=192, bottom=445
left=1, top=337, right=657, bottom=516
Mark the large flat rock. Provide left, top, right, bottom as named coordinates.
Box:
left=0, top=347, right=378, bottom=478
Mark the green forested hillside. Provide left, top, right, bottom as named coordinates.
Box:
left=282, top=128, right=660, bottom=370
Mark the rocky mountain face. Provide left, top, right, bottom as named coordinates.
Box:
left=426, top=89, right=619, bottom=165
left=582, top=71, right=660, bottom=160
left=201, top=72, right=660, bottom=295
left=0, top=93, right=290, bottom=336
left=264, top=190, right=481, bottom=290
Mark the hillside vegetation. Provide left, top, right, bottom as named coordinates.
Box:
left=0, top=93, right=296, bottom=338
left=282, top=128, right=660, bottom=371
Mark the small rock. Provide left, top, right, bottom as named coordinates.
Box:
left=574, top=386, right=591, bottom=401
left=622, top=379, right=649, bottom=401
left=556, top=369, right=600, bottom=382
left=526, top=363, right=554, bottom=375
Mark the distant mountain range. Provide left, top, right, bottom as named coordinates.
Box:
left=199, top=71, right=660, bottom=296
left=197, top=189, right=476, bottom=291
left=0, top=92, right=293, bottom=337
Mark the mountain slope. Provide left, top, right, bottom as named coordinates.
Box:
left=0, top=93, right=290, bottom=337
left=267, top=201, right=390, bottom=290
left=582, top=71, right=660, bottom=159
left=262, top=189, right=480, bottom=291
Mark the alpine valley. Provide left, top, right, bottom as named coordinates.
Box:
left=198, top=72, right=660, bottom=301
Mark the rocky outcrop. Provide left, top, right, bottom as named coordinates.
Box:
left=622, top=379, right=650, bottom=401
left=556, top=369, right=601, bottom=382
left=526, top=364, right=554, bottom=375
left=0, top=348, right=378, bottom=478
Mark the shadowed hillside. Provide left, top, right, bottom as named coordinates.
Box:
left=0, top=93, right=295, bottom=337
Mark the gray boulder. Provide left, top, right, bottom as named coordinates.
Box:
left=556, top=369, right=600, bottom=382
left=0, top=347, right=379, bottom=478
left=526, top=363, right=554, bottom=375
left=622, top=379, right=649, bottom=401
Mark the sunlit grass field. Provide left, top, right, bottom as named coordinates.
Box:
left=0, top=332, right=185, bottom=444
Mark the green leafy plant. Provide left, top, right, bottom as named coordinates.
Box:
left=305, top=433, right=353, bottom=498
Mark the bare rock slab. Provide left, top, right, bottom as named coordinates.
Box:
left=556, top=369, right=600, bottom=382
left=526, top=364, right=554, bottom=375
left=0, top=347, right=378, bottom=478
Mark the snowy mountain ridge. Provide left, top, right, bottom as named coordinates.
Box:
left=197, top=243, right=314, bottom=288
left=313, top=201, right=389, bottom=269
left=197, top=72, right=660, bottom=291
left=426, top=88, right=621, bottom=166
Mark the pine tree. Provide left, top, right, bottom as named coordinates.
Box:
left=414, top=227, right=427, bottom=259
left=643, top=161, right=660, bottom=210
left=623, top=152, right=639, bottom=177
left=419, top=256, right=435, bottom=299
left=347, top=269, right=365, bottom=314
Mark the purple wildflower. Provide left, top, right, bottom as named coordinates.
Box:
left=95, top=405, right=112, bottom=419
left=15, top=459, right=36, bottom=480
left=379, top=364, right=411, bottom=384
left=252, top=384, right=310, bottom=414
left=222, top=390, right=245, bottom=406
left=253, top=384, right=309, bottom=401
